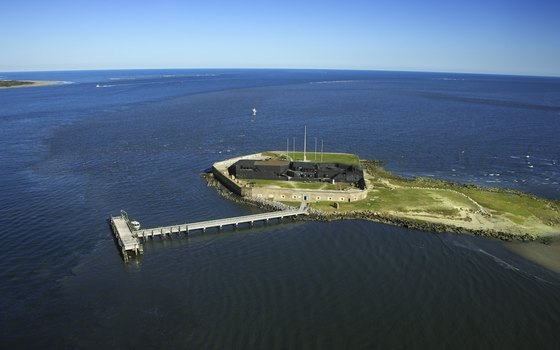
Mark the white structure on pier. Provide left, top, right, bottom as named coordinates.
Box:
left=110, top=212, right=143, bottom=262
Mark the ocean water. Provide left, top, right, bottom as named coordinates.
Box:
left=1, top=69, right=559, bottom=349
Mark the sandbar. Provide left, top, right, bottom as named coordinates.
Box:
left=506, top=239, right=560, bottom=273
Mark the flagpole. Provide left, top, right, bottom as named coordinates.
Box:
left=303, top=126, right=307, bottom=162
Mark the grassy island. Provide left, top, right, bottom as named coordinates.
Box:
left=210, top=151, right=560, bottom=242
left=322, top=160, right=560, bottom=240
left=0, top=80, right=61, bottom=88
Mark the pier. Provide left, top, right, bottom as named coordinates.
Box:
left=110, top=211, right=144, bottom=262
left=110, top=204, right=308, bottom=261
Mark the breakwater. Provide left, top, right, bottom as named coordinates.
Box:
left=306, top=208, right=537, bottom=242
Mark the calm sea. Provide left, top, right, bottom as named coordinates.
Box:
left=1, top=69, right=559, bottom=349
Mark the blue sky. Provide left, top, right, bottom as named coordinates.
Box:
left=2, top=0, right=559, bottom=76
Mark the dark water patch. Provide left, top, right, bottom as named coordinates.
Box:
left=412, top=90, right=560, bottom=112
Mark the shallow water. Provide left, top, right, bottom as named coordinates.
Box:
left=507, top=239, right=560, bottom=273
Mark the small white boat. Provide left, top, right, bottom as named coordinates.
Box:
left=252, top=108, right=257, bottom=116
left=96, top=84, right=101, bottom=88
left=130, top=220, right=141, bottom=230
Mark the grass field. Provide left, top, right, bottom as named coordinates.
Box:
left=312, top=187, right=474, bottom=216
left=263, top=151, right=361, bottom=166
left=315, top=159, right=560, bottom=236
left=459, top=188, right=560, bottom=225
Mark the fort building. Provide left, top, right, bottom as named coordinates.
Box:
left=228, top=159, right=365, bottom=187
left=212, top=153, right=368, bottom=203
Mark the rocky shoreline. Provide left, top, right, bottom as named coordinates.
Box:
left=203, top=173, right=538, bottom=242
left=307, top=208, right=537, bottom=242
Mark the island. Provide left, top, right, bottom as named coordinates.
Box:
left=208, top=151, right=560, bottom=242
left=0, top=80, right=61, bottom=88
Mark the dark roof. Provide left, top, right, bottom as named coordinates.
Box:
left=254, top=160, right=290, bottom=167
left=317, top=163, right=339, bottom=170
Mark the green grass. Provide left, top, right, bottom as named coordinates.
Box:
left=373, top=188, right=475, bottom=211
left=366, top=161, right=560, bottom=228
left=310, top=187, right=473, bottom=217
left=264, top=151, right=361, bottom=166
left=459, top=188, right=560, bottom=224
left=461, top=190, right=531, bottom=217
left=0, top=80, right=34, bottom=87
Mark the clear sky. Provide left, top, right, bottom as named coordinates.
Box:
left=2, top=0, right=559, bottom=76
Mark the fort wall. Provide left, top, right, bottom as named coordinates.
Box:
left=212, top=153, right=267, bottom=196
left=245, top=186, right=367, bottom=202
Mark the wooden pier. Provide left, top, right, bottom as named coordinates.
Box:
left=110, top=211, right=144, bottom=262
left=110, top=204, right=308, bottom=261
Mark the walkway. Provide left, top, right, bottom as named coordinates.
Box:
left=110, top=204, right=308, bottom=261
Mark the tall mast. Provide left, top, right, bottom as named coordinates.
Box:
left=314, top=137, right=317, bottom=160
left=303, top=126, right=307, bottom=162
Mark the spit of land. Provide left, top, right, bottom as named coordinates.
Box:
left=212, top=151, right=560, bottom=241
left=0, top=80, right=62, bottom=88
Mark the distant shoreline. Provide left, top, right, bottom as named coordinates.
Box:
left=0, top=80, right=62, bottom=89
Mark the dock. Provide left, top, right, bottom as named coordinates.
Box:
left=110, top=204, right=308, bottom=261
left=110, top=211, right=144, bottom=262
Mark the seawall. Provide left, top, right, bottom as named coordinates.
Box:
left=212, top=153, right=267, bottom=196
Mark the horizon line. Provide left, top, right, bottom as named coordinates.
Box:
left=1, top=67, right=559, bottom=79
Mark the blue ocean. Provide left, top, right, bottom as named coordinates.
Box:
left=1, top=69, right=559, bottom=349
